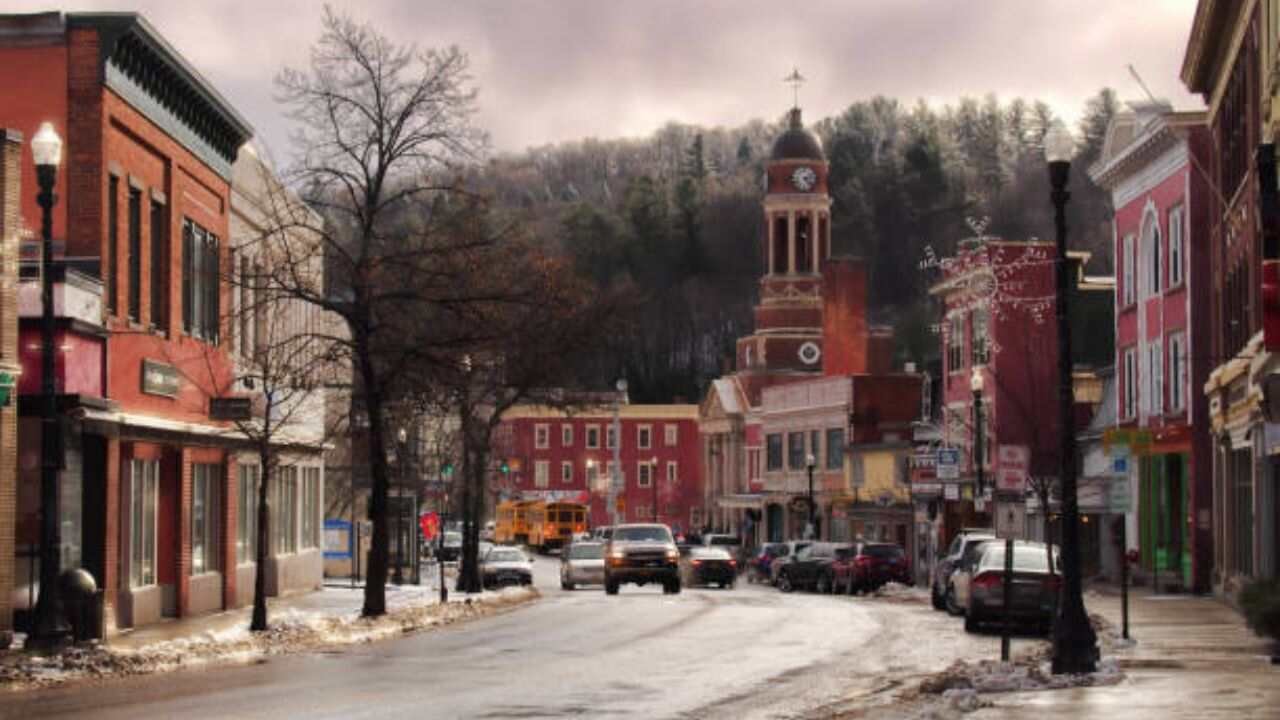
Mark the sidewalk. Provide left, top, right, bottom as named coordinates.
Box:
left=971, top=585, right=1279, bottom=719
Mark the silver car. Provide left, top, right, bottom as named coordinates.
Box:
left=560, top=541, right=605, bottom=589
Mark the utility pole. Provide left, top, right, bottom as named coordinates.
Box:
left=610, top=379, right=626, bottom=525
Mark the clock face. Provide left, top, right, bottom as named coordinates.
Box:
left=798, top=341, right=822, bottom=365
left=791, top=166, right=817, bottom=191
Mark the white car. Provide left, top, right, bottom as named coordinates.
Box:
left=560, top=541, right=605, bottom=589
left=482, top=547, right=534, bottom=589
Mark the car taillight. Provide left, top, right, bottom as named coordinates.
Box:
left=691, top=559, right=702, bottom=565
left=972, top=572, right=1002, bottom=590
left=729, top=559, right=736, bottom=566
left=855, top=556, right=872, bottom=566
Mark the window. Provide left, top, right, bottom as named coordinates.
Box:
left=1148, top=340, right=1163, bottom=416
left=586, top=461, right=599, bottom=488
left=302, top=467, right=320, bottom=549
left=182, top=218, right=221, bottom=342
left=1123, top=347, right=1137, bottom=419
left=127, top=187, right=142, bottom=321
left=129, top=459, right=158, bottom=587
left=971, top=307, right=990, bottom=365
left=788, top=431, right=805, bottom=469
left=191, top=463, right=220, bottom=575
left=635, top=505, right=652, bottom=521
left=1143, top=213, right=1162, bottom=297
left=238, top=256, right=252, bottom=359
left=274, top=466, right=298, bottom=554
left=947, top=315, right=964, bottom=374
left=664, top=424, right=678, bottom=446
left=108, top=176, right=119, bottom=315
left=666, top=461, right=678, bottom=484
left=150, top=199, right=168, bottom=330
left=809, top=429, right=820, bottom=466
left=535, top=460, right=550, bottom=488
left=237, top=463, right=260, bottom=565
left=561, top=461, right=573, bottom=484
left=1232, top=449, right=1254, bottom=575
left=638, top=425, right=652, bottom=449
left=1122, top=234, right=1136, bottom=305
left=638, top=462, right=653, bottom=488
left=1168, top=205, right=1184, bottom=287
left=825, top=428, right=844, bottom=470
left=766, top=433, right=783, bottom=471
left=1168, top=333, right=1186, bottom=413
left=534, top=424, right=550, bottom=449
left=561, top=424, right=573, bottom=447
left=586, top=425, right=600, bottom=449
left=605, top=461, right=621, bottom=487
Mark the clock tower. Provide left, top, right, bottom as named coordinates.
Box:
left=736, top=105, right=832, bottom=374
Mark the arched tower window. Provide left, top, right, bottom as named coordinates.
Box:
left=819, top=214, right=829, bottom=263
left=1141, top=207, right=1162, bottom=298
left=796, top=214, right=811, bottom=272
left=773, top=215, right=789, bottom=274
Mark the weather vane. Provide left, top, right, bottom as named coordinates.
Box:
left=784, top=67, right=806, bottom=108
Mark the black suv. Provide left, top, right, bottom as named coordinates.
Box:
left=604, top=524, right=681, bottom=595
left=777, top=542, right=851, bottom=593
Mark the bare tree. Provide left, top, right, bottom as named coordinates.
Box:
left=269, top=7, right=484, bottom=617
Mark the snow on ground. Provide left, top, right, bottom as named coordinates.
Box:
left=0, top=585, right=538, bottom=692
left=871, top=582, right=931, bottom=602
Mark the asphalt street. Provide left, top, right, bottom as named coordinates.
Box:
left=2, top=556, right=998, bottom=720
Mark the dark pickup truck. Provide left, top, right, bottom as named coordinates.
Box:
left=604, top=524, right=682, bottom=595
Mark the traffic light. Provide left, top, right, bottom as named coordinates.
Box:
left=500, top=461, right=510, bottom=475
left=441, top=462, right=454, bottom=478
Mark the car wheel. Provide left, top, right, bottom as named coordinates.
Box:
left=562, top=581, right=574, bottom=591
left=605, top=579, right=619, bottom=595
left=778, top=573, right=793, bottom=593
left=964, top=610, right=980, bottom=634
left=945, top=586, right=962, bottom=616
left=931, top=584, right=946, bottom=610
left=670, top=578, right=682, bottom=595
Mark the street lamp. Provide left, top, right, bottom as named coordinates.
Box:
left=970, top=367, right=986, bottom=503
left=611, top=378, right=626, bottom=525
left=650, top=455, right=659, bottom=525
left=32, top=121, right=68, bottom=646
left=1044, top=122, right=1098, bottom=674
left=805, top=453, right=817, bottom=540
left=393, top=427, right=407, bottom=586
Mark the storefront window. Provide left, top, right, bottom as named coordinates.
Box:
left=1233, top=449, right=1253, bottom=575
left=237, top=463, right=260, bottom=564
left=301, top=467, right=320, bottom=549
left=191, top=464, right=221, bottom=575
left=275, top=466, right=298, bottom=554
left=130, top=459, right=158, bottom=587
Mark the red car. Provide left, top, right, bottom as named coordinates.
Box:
left=828, top=542, right=911, bottom=594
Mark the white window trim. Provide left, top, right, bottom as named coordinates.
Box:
left=1148, top=340, right=1163, bottom=417
left=586, top=424, right=601, bottom=449
left=664, top=423, right=678, bottom=447
left=534, top=423, right=550, bottom=450
left=561, top=424, right=573, bottom=447
left=1168, top=332, right=1186, bottom=413
left=1141, top=207, right=1162, bottom=299
left=1168, top=205, right=1185, bottom=288
left=666, top=460, right=678, bottom=484
left=638, top=424, right=652, bottom=450
left=1122, top=233, right=1136, bottom=306
left=561, top=460, right=574, bottom=484
left=534, top=460, right=550, bottom=488
left=1122, top=347, right=1137, bottom=420
left=637, top=461, right=653, bottom=488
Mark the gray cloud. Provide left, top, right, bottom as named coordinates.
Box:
left=11, top=0, right=1201, bottom=157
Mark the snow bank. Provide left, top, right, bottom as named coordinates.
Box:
left=872, top=582, right=930, bottom=602
left=0, top=586, right=538, bottom=692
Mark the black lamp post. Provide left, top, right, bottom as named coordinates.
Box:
left=393, top=427, right=407, bottom=586
left=1045, top=122, right=1098, bottom=674
left=805, top=453, right=817, bottom=540
left=31, top=122, right=68, bottom=646
left=971, top=367, right=986, bottom=504
left=650, top=456, right=659, bottom=525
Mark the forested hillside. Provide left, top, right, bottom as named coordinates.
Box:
left=472, top=90, right=1120, bottom=402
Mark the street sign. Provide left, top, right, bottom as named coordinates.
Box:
left=937, top=448, right=960, bottom=480
left=944, top=483, right=959, bottom=500
left=996, top=445, right=1029, bottom=493
left=1111, top=454, right=1130, bottom=476
left=1109, top=477, right=1132, bottom=513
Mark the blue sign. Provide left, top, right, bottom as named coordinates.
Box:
left=936, top=448, right=960, bottom=480
left=324, top=519, right=353, bottom=559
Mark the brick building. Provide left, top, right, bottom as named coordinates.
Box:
left=1184, top=0, right=1279, bottom=595
left=1, top=12, right=322, bottom=634
left=495, top=405, right=702, bottom=533
left=1089, top=103, right=1215, bottom=592
left=0, top=131, right=22, bottom=640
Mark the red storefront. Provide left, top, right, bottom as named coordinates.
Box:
left=3, top=12, right=260, bottom=632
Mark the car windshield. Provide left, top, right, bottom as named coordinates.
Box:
left=613, top=526, right=672, bottom=542
left=980, top=545, right=1057, bottom=572
left=707, top=536, right=739, bottom=546
left=569, top=544, right=604, bottom=559
left=486, top=549, right=525, bottom=563
left=444, top=532, right=462, bottom=545
left=863, top=545, right=903, bottom=559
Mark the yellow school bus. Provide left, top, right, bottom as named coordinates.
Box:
left=495, top=499, right=543, bottom=545
left=529, top=502, right=588, bottom=551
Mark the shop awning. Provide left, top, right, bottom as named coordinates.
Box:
left=73, top=407, right=328, bottom=450
left=717, top=493, right=765, bottom=510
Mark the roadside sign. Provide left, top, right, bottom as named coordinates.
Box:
left=1109, top=477, right=1132, bottom=513
left=944, top=483, right=960, bottom=501
left=937, top=448, right=960, bottom=480
left=1111, top=454, right=1130, bottom=476
left=996, top=445, right=1029, bottom=493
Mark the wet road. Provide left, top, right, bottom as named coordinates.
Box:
left=3, top=558, right=997, bottom=720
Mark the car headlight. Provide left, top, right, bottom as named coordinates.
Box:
left=608, top=550, right=625, bottom=560
left=665, top=547, right=679, bottom=561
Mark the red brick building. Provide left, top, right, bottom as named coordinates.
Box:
left=1089, top=104, right=1214, bottom=592
left=495, top=405, right=702, bottom=533
left=1, top=12, right=321, bottom=634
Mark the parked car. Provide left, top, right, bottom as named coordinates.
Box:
left=749, top=542, right=790, bottom=583
left=680, top=546, right=737, bottom=589
left=701, top=533, right=740, bottom=548
left=777, top=542, right=850, bottom=593
left=592, top=526, right=615, bottom=542
left=438, top=531, right=463, bottom=563
left=768, top=540, right=813, bottom=586
left=560, top=541, right=605, bottom=590
left=830, top=542, right=912, bottom=594
left=931, top=529, right=995, bottom=610
left=960, top=541, right=1061, bottom=634
left=604, top=524, right=681, bottom=595
left=481, top=546, right=534, bottom=589
left=946, top=538, right=1000, bottom=615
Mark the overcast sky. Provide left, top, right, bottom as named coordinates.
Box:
left=14, top=1, right=1202, bottom=158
